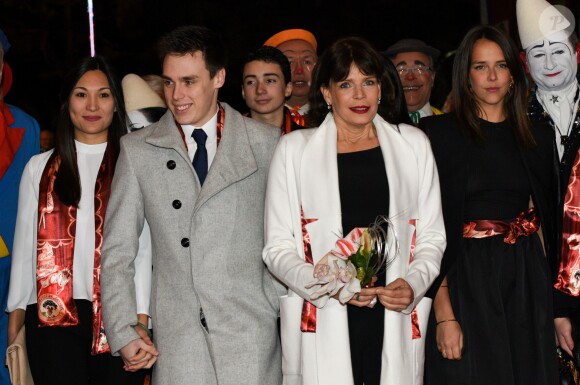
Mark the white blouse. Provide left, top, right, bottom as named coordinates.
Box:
left=7, top=140, right=152, bottom=316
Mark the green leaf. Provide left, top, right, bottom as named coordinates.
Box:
left=350, top=251, right=367, bottom=269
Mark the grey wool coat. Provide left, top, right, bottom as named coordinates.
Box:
left=101, top=103, right=283, bottom=385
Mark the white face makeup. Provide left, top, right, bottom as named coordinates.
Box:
left=526, top=30, right=578, bottom=91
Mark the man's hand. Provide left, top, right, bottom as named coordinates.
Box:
left=119, top=326, right=159, bottom=372
left=555, top=317, right=574, bottom=357
left=375, top=278, right=414, bottom=311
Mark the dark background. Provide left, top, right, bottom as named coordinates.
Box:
left=1, top=0, right=578, bottom=132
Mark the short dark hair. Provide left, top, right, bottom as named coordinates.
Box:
left=453, top=25, right=533, bottom=146
left=157, top=25, right=227, bottom=79
left=55, top=55, right=127, bottom=206
left=242, top=46, right=291, bottom=85
left=306, top=36, right=404, bottom=127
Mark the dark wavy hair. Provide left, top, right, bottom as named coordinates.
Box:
left=384, top=58, right=412, bottom=125
left=452, top=25, right=534, bottom=146
left=305, top=36, right=405, bottom=127
left=157, top=25, right=227, bottom=78
left=54, top=55, right=127, bottom=207
left=242, top=45, right=291, bottom=85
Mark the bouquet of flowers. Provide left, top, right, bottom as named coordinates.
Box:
left=305, top=215, right=399, bottom=304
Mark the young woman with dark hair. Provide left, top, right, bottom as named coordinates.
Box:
left=421, top=25, right=558, bottom=385
left=6, top=55, right=152, bottom=385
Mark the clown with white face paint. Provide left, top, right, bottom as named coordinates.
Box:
left=518, top=0, right=580, bottom=160
left=526, top=30, right=578, bottom=93
left=525, top=30, right=579, bottom=160
left=517, top=0, right=580, bottom=364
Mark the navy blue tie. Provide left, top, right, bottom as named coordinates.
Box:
left=191, top=129, right=208, bottom=185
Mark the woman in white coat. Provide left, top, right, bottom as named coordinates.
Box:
left=263, top=36, right=446, bottom=385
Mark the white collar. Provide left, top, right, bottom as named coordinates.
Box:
left=181, top=105, right=219, bottom=143
left=537, top=79, right=579, bottom=104
left=74, top=140, right=107, bottom=154
left=417, top=102, right=433, bottom=118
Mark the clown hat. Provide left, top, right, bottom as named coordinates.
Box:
left=264, top=29, right=317, bottom=51
left=517, top=0, right=573, bottom=49
left=122, top=73, right=166, bottom=112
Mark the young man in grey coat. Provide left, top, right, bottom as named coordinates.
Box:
left=100, top=25, right=282, bottom=385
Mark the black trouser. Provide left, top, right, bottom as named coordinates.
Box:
left=25, top=300, right=146, bottom=385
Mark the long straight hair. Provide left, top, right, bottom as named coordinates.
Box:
left=452, top=25, right=534, bottom=146
left=54, top=55, right=127, bottom=207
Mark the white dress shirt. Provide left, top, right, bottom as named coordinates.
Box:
left=180, top=107, right=219, bottom=168
left=418, top=102, right=435, bottom=118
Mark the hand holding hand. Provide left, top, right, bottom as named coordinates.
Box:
left=375, top=278, right=414, bottom=311
left=119, top=326, right=159, bottom=372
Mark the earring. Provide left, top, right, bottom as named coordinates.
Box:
left=327, top=103, right=331, bottom=110
left=508, top=79, right=514, bottom=93
left=378, top=96, right=381, bottom=105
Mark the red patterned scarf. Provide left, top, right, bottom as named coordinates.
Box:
left=556, top=151, right=580, bottom=296
left=36, top=142, right=116, bottom=355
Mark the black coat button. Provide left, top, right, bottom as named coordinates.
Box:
left=181, top=238, right=190, bottom=247
left=167, top=160, right=176, bottom=169
left=172, top=200, right=182, bottom=209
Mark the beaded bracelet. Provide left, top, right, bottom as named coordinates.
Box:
left=135, top=321, right=153, bottom=338
left=436, top=319, right=458, bottom=326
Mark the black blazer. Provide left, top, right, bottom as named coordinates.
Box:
left=419, top=113, right=558, bottom=298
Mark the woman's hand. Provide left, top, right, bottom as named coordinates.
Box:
left=375, top=278, right=414, bottom=311
left=436, top=319, right=463, bottom=360
left=347, top=287, right=377, bottom=307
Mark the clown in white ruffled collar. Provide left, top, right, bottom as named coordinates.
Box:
left=518, top=0, right=580, bottom=159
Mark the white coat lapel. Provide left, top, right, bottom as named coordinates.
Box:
left=375, top=118, right=418, bottom=287
left=300, top=114, right=342, bottom=263
left=374, top=117, right=416, bottom=221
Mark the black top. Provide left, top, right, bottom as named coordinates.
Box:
left=464, top=120, right=530, bottom=220
left=337, top=146, right=389, bottom=235
left=338, top=146, right=389, bottom=385
left=419, top=113, right=557, bottom=298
